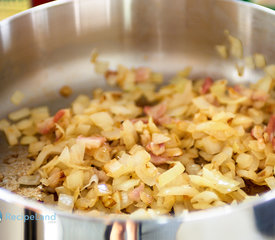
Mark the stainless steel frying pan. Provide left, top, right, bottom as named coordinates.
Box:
left=0, top=0, right=275, bottom=239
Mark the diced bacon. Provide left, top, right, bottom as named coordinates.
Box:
left=228, top=87, right=243, bottom=99
left=251, top=91, right=268, bottom=102
left=241, top=88, right=253, bottom=99
left=156, top=116, right=179, bottom=126
left=128, top=183, right=144, bottom=201
left=201, top=77, right=213, bottom=94
left=53, top=109, right=66, bottom=123
left=37, top=117, right=55, bottom=135
left=233, top=84, right=242, bottom=93
left=135, top=67, right=151, bottom=83
left=233, top=85, right=252, bottom=97
left=150, top=154, right=171, bottom=166
left=77, top=136, right=106, bottom=149
left=211, top=98, right=220, bottom=107
left=146, top=142, right=165, bottom=156
left=267, top=115, right=275, bottom=142
left=158, top=115, right=173, bottom=125
left=233, top=84, right=254, bottom=97
left=144, top=102, right=167, bottom=120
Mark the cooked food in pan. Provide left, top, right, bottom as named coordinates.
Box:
left=1, top=34, right=275, bottom=217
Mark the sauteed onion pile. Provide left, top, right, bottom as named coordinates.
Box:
left=1, top=34, right=275, bottom=217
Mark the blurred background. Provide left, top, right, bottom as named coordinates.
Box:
left=0, top=0, right=54, bottom=20
left=0, top=0, right=274, bottom=20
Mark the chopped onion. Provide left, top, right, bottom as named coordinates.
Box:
left=16, top=119, right=33, bottom=130
left=101, top=128, right=121, bottom=140
left=3, top=125, right=21, bottom=145
left=90, top=112, right=114, bottom=131
left=81, top=174, right=98, bottom=191
left=58, top=194, right=74, bottom=211
left=152, top=133, right=170, bottom=144
left=28, top=144, right=63, bottom=174
left=227, top=34, right=243, bottom=58
left=158, top=162, right=185, bottom=187
left=31, top=106, right=50, bottom=123
left=245, top=56, right=255, bottom=69
left=0, top=119, right=10, bottom=131
left=265, top=177, right=275, bottom=189
left=20, top=136, right=38, bottom=145
left=158, top=185, right=198, bottom=197
left=190, top=168, right=240, bottom=194
left=235, top=64, right=244, bottom=77
left=97, top=183, right=112, bottom=196
left=265, top=64, right=275, bottom=78
left=77, top=136, right=106, bottom=149
left=11, top=90, right=24, bottom=106
left=215, top=45, right=227, bottom=59
left=65, top=170, right=84, bottom=191
left=236, top=153, right=253, bottom=170
left=254, top=53, right=266, bottom=68
left=94, top=61, right=109, bottom=74
left=18, top=174, right=41, bottom=186
left=8, top=108, right=30, bottom=121
left=135, top=162, right=158, bottom=186
left=2, top=49, right=275, bottom=215
left=115, top=179, right=140, bottom=191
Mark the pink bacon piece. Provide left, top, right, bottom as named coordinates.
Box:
left=144, top=102, right=167, bottom=121
left=128, top=183, right=144, bottom=202
left=158, top=115, right=173, bottom=125
left=233, top=84, right=242, bottom=94
left=251, top=91, right=268, bottom=102
left=150, top=153, right=171, bottom=166
left=37, top=117, right=55, bottom=135
left=53, top=109, right=66, bottom=123
left=135, top=67, right=151, bottom=83
left=267, top=115, right=275, bottom=142
left=77, top=136, right=106, bottom=149
left=37, top=109, right=67, bottom=135
left=146, top=142, right=165, bottom=156
left=201, top=77, right=213, bottom=94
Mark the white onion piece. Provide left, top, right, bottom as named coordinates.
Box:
left=58, top=194, right=74, bottom=211
left=18, top=174, right=41, bottom=186
left=81, top=174, right=98, bottom=191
